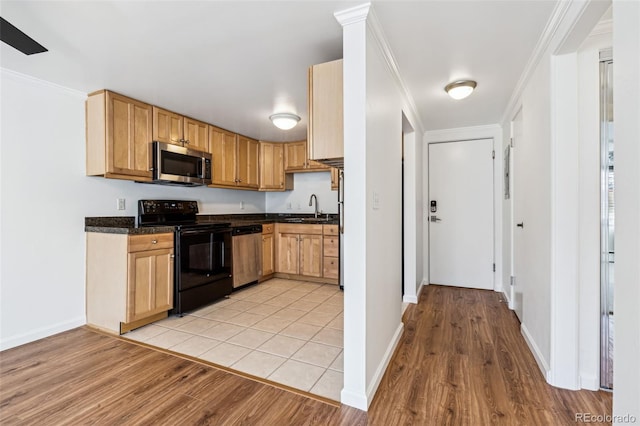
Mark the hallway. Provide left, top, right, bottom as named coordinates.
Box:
left=369, top=285, right=612, bottom=424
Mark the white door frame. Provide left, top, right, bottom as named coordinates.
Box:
left=424, top=125, right=504, bottom=293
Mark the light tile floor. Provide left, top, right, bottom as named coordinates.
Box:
left=124, top=278, right=344, bottom=401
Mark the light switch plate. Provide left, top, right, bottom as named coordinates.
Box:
left=372, top=191, right=380, bottom=210
left=117, top=198, right=126, bottom=210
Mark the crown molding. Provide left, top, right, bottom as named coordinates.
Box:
left=500, top=0, right=573, bottom=124
left=590, top=18, right=612, bottom=36
left=334, top=2, right=424, bottom=134
left=0, top=67, right=86, bottom=98
left=334, top=2, right=371, bottom=27
left=361, top=6, right=425, bottom=134
left=425, top=124, right=502, bottom=143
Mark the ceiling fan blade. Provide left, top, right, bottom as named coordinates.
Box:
left=0, top=17, right=48, bottom=55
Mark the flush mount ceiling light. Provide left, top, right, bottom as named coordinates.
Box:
left=444, top=80, right=477, bottom=100
left=269, top=113, right=301, bottom=130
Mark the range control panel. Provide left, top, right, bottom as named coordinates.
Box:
left=138, top=200, right=198, bottom=215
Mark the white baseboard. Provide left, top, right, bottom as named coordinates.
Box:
left=418, top=279, right=426, bottom=297
left=0, top=316, right=86, bottom=351
left=580, top=373, right=600, bottom=391
left=340, top=388, right=369, bottom=411
left=403, top=280, right=427, bottom=304
left=521, top=323, right=551, bottom=382
left=402, top=294, right=417, bottom=304
left=502, top=289, right=513, bottom=310
left=365, top=322, right=404, bottom=409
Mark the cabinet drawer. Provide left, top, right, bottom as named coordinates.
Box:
left=128, top=233, right=173, bottom=252
left=323, top=224, right=338, bottom=236
left=262, top=223, right=274, bottom=234
left=276, top=223, right=323, bottom=235
left=323, top=257, right=339, bottom=279
left=323, top=236, right=339, bottom=257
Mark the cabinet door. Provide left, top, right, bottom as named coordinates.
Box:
left=284, top=141, right=307, bottom=171
left=153, top=107, right=183, bottom=145
left=106, top=92, right=153, bottom=178
left=331, top=168, right=339, bottom=190
left=184, top=118, right=209, bottom=152
left=127, top=248, right=174, bottom=323
left=209, top=126, right=238, bottom=186
left=308, top=59, right=343, bottom=160
left=237, top=136, right=260, bottom=188
left=277, top=233, right=299, bottom=274
left=262, top=233, right=274, bottom=277
left=259, top=142, right=286, bottom=190
left=300, top=234, right=323, bottom=277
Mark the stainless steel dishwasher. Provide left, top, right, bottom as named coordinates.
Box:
left=231, top=225, right=263, bottom=289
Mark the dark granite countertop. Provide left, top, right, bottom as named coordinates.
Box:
left=85, top=213, right=338, bottom=234
left=84, top=217, right=175, bottom=234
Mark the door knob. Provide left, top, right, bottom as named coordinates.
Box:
left=517, top=222, right=524, bottom=228
left=430, top=215, right=441, bottom=222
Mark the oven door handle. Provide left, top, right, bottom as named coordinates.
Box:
left=179, top=229, right=230, bottom=236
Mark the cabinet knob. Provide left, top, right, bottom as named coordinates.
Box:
left=170, top=254, right=175, bottom=259
left=151, top=240, right=157, bottom=244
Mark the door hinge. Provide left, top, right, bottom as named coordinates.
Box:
left=510, top=137, right=514, bottom=148
left=492, top=150, right=495, bottom=159
left=493, top=263, right=496, bottom=272
left=510, top=276, right=515, bottom=286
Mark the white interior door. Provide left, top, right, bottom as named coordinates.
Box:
left=428, top=139, right=494, bottom=290
left=512, top=108, right=524, bottom=321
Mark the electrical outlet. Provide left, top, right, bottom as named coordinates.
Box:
left=240, top=201, right=245, bottom=210
left=117, top=198, right=126, bottom=210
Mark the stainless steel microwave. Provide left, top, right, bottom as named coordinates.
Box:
left=151, top=141, right=212, bottom=186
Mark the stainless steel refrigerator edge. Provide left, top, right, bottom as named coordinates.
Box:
left=338, top=169, right=344, bottom=290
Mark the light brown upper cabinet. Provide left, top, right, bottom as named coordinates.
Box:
left=308, top=59, right=343, bottom=162
left=284, top=141, right=330, bottom=172
left=210, top=126, right=238, bottom=187
left=209, top=126, right=259, bottom=189
left=259, top=141, right=293, bottom=191
left=331, top=168, right=339, bottom=191
left=237, top=135, right=260, bottom=189
left=152, top=107, right=183, bottom=146
left=86, top=90, right=153, bottom=182
left=153, top=107, right=208, bottom=152
left=183, top=117, right=209, bottom=152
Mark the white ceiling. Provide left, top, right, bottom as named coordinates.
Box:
left=0, top=1, right=557, bottom=141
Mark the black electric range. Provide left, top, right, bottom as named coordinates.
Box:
left=138, top=200, right=233, bottom=315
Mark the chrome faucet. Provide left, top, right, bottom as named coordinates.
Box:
left=309, top=194, right=319, bottom=218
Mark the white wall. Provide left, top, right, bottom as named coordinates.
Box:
left=364, top=24, right=404, bottom=397
left=500, top=0, right=614, bottom=390
left=512, top=52, right=553, bottom=374
left=265, top=172, right=337, bottom=214
left=338, top=3, right=424, bottom=410
left=612, top=0, right=640, bottom=421
left=0, top=69, right=265, bottom=350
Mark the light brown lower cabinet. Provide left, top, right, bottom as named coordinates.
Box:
left=86, top=232, right=174, bottom=334
left=275, top=223, right=336, bottom=283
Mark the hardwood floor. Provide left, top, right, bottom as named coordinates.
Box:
left=368, top=285, right=612, bottom=425
left=1, top=285, right=611, bottom=425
